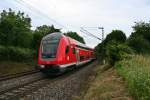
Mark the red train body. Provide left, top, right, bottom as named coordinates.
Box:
left=38, top=32, right=95, bottom=73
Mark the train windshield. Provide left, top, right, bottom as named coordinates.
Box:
left=41, top=33, right=62, bottom=59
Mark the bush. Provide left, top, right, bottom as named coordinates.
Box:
left=127, top=35, right=150, bottom=54
left=94, top=30, right=127, bottom=64
left=106, top=41, right=133, bottom=65
left=0, top=45, right=35, bottom=62
left=0, top=45, right=7, bottom=60
left=94, top=42, right=106, bottom=61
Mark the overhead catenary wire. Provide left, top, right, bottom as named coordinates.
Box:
left=80, top=27, right=101, bottom=40
left=80, top=30, right=95, bottom=39
left=14, top=0, right=103, bottom=42
left=14, top=0, right=46, bottom=27
left=15, top=0, right=68, bottom=30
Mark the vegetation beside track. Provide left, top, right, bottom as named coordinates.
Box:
left=116, top=55, right=150, bottom=100
left=83, top=55, right=150, bottom=100
left=0, top=61, right=35, bottom=75
left=93, top=21, right=150, bottom=99
left=73, top=64, right=132, bottom=100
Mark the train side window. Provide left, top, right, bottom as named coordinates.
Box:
left=65, top=46, right=69, bottom=54
left=80, top=56, right=84, bottom=61
left=72, top=48, right=76, bottom=54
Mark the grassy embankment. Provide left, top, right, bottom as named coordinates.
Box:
left=75, top=55, right=150, bottom=100
left=0, top=46, right=36, bottom=75
left=0, top=61, right=36, bottom=76
left=116, top=55, right=150, bottom=100
left=73, top=64, right=132, bottom=100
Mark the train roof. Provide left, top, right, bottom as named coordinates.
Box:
left=66, top=35, right=93, bottom=51
left=42, top=32, right=63, bottom=40
left=42, top=32, right=93, bottom=50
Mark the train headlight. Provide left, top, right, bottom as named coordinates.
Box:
left=40, top=65, right=45, bottom=68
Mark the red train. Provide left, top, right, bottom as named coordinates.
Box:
left=38, top=32, right=95, bottom=74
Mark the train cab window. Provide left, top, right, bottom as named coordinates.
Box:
left=41, top=33, right=62, bottom=59
left=41, top=40, right=59, bottom=59
left=72, top=48, right=76, bottom=54
left=65, top=46, right=69, bottom=54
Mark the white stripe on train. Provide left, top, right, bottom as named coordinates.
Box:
left=59, top=59, right=92, bottom=68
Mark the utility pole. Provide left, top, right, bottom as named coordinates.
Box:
left=98, top=27, right=104, bottom=41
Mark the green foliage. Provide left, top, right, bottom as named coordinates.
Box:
left=65, top=31, right=85, bottom=44
left=94, top=42, right=106, bottom=61
left=0, top=45, right=35, bottom=62
left=127, top=22, right=150, bottom=54
left=0, top=8, right=86, bottom=62
left=0, top=8, right=32, bottom=48
left=34, top=25, right=60, bottom=36
left=127, top=35, right=150, bottom=54
left=132, top=21, right=150, bottom=42
left=32, top=25, right=60, bottom=49
left=106, top=41, right=133, bottom=65
left=116, top=55, right=150, bottom=100
left=95, top=30, right=128, bottom=64
left=104, top=30, right=126, bottom=45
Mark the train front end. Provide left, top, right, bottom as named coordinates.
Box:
left=37, top=32, right=65, bottom=74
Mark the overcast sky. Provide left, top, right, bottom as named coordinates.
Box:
left=0, top=0, right=150, bottom=48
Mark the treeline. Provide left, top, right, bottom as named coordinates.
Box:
left=0, top=8, right=85, bottom=62
left=95, top=21, right=150, bottom=65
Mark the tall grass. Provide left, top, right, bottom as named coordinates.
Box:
left=116, top=55, right=150, bottom=100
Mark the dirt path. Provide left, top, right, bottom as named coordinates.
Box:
left=74, top=65, right=133, bottom=100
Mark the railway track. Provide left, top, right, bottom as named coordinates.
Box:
left=0, top=70, right=40, bottom=81
left=0, top=69, right=45, bottom=97
left=0, top=61, right=97, bottom=100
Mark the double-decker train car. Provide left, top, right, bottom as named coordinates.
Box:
left=38, top=32, right=95, bottom=74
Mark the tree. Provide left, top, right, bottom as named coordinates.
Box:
left=65, top=31, right=85, bottom=44
left=0, top=8, right=32, bottom=48
left=127, top=21, right=150, bottom=54
left=104, top=30, right=127, bottom=45
left=95, top=30, right=127, bottom=60
left=132, top=21, right=150, bottom=42
left=127, top=35, right=150, bottom=54
left=32, top=25, right=60, bottom=49
left=34, top=25, right=60, bottom=36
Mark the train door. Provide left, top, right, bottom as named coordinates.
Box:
left=65, top=45, right=70, bottom=64
left=75, top=48, right=80, bottom=66
left=65, top=45, right=75, bottom=64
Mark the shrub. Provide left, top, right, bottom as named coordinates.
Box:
left=106, top=41, right=133, bottom=65
left=94, top=42, right=106, bottom=61
left=94, top=30, right=127, bottom=64
left=0, top=45, right=7, bottom=60
left=127, top=35, right=150, bottom=54
left=0, top=45, right=35, bottom=62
